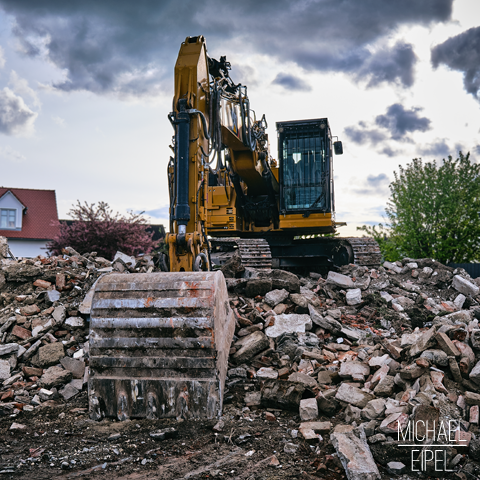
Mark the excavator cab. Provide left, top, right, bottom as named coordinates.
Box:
left=277, top=118, right=338, bottom=216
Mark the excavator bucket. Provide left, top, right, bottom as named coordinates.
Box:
left=88, top=271, right=235, bottom=421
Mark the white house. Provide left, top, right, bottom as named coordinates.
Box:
left=0, top=187, right=60, bottom=258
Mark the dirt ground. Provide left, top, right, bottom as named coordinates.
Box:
left=0, top=382, right=354, bottom=480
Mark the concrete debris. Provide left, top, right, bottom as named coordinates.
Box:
left=3, top=244, right=480, bottom=477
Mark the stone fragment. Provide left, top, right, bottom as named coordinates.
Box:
left=469, top=360, right=480, bottom=385
left=33, top=279, right=51, bottom=288
left=430, top=371, right=448, bottom=394
left=270, top=269, right=300, bottom=293
left=368, top=433, right=386, bottom=444
left=335, top=383, right=375, bottom=408
left=387, top=462, right=406, bottom=475
left=470, top=405, right=479, bottom=424
left=11, top=325, right=31, bottom=340
left=20, top=304, right=40, bottom=316
left=52, top=306, right=66, bottom=324
left=373, top=375, right=395, bottom=397
left=379, top=412, right=409, bottom=435
left=465, top=391, right=480, bottom=406
left=370, top=364, right=389, bottom=387
left=326, top=271, right=354, bottom=288
left=339, top=361, right=370, bottom=382
left=448, top=356, right=463, bottom=383
left=283, top=443, right=298, bottom=454
left=0, top=360, right=10, bottom=380
left=261, top=380, right=306, bottom=411
left=264, top=289, right=289, bottom=307
left=244, top=391, right=261, bottom=406
left=435, top=332, right=460, bottom=357
left=362, top=398, right=386, bottom=420
left=308, top=304, right=341, bottom=333
left=288, top=372, right=318, bottom=388
left=299, top=398, right=318, bottom=421
left=299, top=427, right=319, bottom=443
left=36, top=342, right=65, bottom=367
left=346, top=288, right=362, bottom=306
left=38, top=366, right=72, bottom=388
left=452, top=275, right=479, bottom=296
left=65, top=317, right=84, bottom=328
left=300, top=421, right=331, bottom=433
left=60, top=357, right=85, bottom=379
left=59, top=383, right=79, bottom=400
left=317, top=370, right=332, bottom=384
left=265, top=314, right=312, bottom=338
left=256, top=367, right=278, bottom=380
left=409, top=327, right=437, bottom=357
left=0, top=343, right=19, bottom=356
left=368, top=354, right=390, bottom=369
left=9, top=422, right=26, bottom=431
left=232, top=331, right=269, bottom=364
left=330, top=425, right=380, bottom=480
left=383, top=261, right=402, bottom=274
left=345, top=404, right=362, bottom=423
left=245, top=278, right=272, bottom=297
left=420, top=349, right=449, bottom=367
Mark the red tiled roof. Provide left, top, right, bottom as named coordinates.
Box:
left=0, top=187, right=60, bottom=240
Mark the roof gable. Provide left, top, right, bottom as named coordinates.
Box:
left=0, top=190, right=26, bottom=210
left=0, top=187, right=60, bottom=240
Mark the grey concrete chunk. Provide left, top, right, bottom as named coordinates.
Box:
left=409, top=326, right=437, bottom=357
left=335, top=383, right=375, bottom=408
left=60, top=357, right=86, bottom=379
left=52, top=305, right=66, bottom=324
left=331, top=425, right=380, bottom=480
left=36, top=342, right=65, bottom=367
left=346, top=288, right=362, bottom=306
left=327, top=271, right=354, bottom=288
left=38, top=366, right=72, bottom=388
left=59, top=383, right=79, bottom=401
left=265, top=314, right=312, bottom=338
left=288, top=372, right=318, bottom=388
left=339, top=361, right=370, bottom=382
left=0, top=359, right=10, bottom=380
left=453, top=275, right=479, bottom=297
left=264, top=289, right=289, bottom=307
left=65, top=317, right=84, bottom=328
left=308, top=304, right=341, bottom=333
left=299, top=398, right=318, bottom=421
left=232, top=331, right=269, bottom=364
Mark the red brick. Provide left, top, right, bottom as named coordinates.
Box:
left=12, top=325, right=32, bottom=340
left=19, top=304, right=40, bottom=316
left=33, top=279, right=51, bottom=289
left=470, top=405, right=479, bottom=425
left=22, top=366, right=43, bottom=377
left=1, top=390, right=13, bottom=401
left=56, top=273, right=66, bottom=290
left=265, top=412, right=276, bottom=421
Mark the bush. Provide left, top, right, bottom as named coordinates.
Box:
left=48, top=201, right=160, bottom=260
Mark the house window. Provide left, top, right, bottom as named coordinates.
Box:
left=0, top=209, right=16, bottom=229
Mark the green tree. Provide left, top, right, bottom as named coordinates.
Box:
left=359, top=152, right=480, bottom=264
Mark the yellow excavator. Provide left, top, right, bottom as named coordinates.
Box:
left=88, top=36, right=380, bottom=421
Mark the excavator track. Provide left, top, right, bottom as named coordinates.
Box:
left=88, top=271, right=235, bottom=421
left=210, top=236, right=381, bottom=269
left=344, top=237, right=382, bottom=268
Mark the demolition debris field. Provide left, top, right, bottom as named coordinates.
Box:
left=1, top=244, right=480, bottom=478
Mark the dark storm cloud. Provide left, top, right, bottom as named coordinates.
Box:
left=354, top=174, right=390, bottom=196
left=272, top=73, right=311, bottom=92
left=345, top=104, right=431, bottom=157
left=344, top=123, right=387, bottom=145
left=358, top=42, right=417, bottom=88
left=375, top=104, right=431, bottom=140
left=431, top=26, right=480, bottom=100
left=0, top=87, right=37, bottom=135
left=0, top=0, right=453, bottom=97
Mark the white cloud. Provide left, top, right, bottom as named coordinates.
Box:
left=0, top=46, right=5, bottom=69
left=0, top=145, right=26, bottom=163
left=8, top=70, right=40, bottom=109
left=51, top=115, right=66, bottom=128
left=0, top=87, right=37, bottom=136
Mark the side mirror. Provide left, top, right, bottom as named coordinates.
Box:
left=334, top=141, right=343, bottom=155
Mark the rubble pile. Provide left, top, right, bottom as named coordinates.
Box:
left=224, top=258, right=480, bottom=478
left=0, top=244, right=154, bottom=416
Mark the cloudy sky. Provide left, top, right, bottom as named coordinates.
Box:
left=0, top=0, right=479, bottom=235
